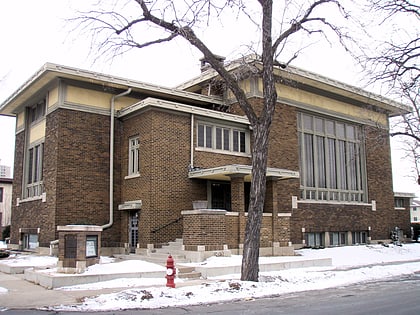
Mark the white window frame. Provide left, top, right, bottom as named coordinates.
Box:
left=25, top=142, right=44, bottom=198
left=128, top=136, right=140, bottom=177
left=352, top=231, right=368, bottom=245
left=306, top=232, right=324, bottom=248
left=196, top=121, right=250, bottom=155
left=298, top=112, right=367, bottom=203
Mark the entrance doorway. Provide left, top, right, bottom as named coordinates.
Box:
left=129, top=211, right=139, bottom=253
left=211, top=182, right=231, bottom=210
left=210, top=181, right=250, bottom=212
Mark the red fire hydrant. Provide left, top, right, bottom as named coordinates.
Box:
left=166, top=255, right=176, bottom=288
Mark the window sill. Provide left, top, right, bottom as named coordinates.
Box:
left=195, top=147, right=251, bottom=157
left=125, top=174, right=140, bottom=180
left=394, top=207, right=406, bottom=210
left=17, top=192, right=46, bottom=206
left=297, top=199, right=372, bottom=206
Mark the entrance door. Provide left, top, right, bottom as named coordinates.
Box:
left=211, top=182, right=231, bottom=210
left=129, top=212, right=139, bottom=253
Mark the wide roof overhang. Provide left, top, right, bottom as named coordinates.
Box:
left=0, top=63, right=223, bottom=116
left=188, top=164, right=299, bottom=181
left=178, top=55, right=412, bottom=117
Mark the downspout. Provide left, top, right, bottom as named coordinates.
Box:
left=190, top=114, right=195, bottom=170
left=102, top=88, right=132, bottom=230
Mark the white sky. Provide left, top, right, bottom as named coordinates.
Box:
left=1, top=242, right=420, bottom=311
left=0, top=0, right=418, bottom=194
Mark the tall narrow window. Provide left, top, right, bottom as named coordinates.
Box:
left=25, top=143, right=44, bottom=198
left=128, top=136, right=140, bottom=176
left=298, top=113, right=366, bottom=202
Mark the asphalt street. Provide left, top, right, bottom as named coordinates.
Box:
left=2, top=273, right=420, bottom=314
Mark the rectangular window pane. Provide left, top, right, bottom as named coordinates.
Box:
left=346, top=125, right=355, bottom=140
left=34, top=145, right=40, bottom=182
left=326, top=120, right=334, bottom=135
left=198, top=124, right=204, bottom=147
left=315, top=117, right=324, bottom=132
left=239, top=131, right=246, bottom=153
left=340, top=232, right=347, bottom=245
left=223, top=129, right=230, bottom=150
left=336, top=123, right=345, bottom=138
left=28, top=148, right=34, bottom=184
left=128, top=137, right=139, bottom=175
left=347, top=142, right=357, bottom=190
left=327, top=138, right=337, bottom=189
left=205, top=126, right=212, bottom=148
left=216, top=128, right=222, bottom=150
left=304, top=134, right=314, bottom=187
left=337, top=140, right=347, bottom=189
left=303, top=114, right=313, bottom=130
left=233, top=130, right=239, bottom=152
left=316, top=136, right=326, bottom=188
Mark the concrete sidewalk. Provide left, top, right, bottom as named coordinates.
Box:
left=0, top=254, right=331, bottom=310
left=0, top=271, right=207, bottom=310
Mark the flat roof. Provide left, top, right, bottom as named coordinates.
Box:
left=0, top=63, right=224, bottom=116
left=177, top=55, right=411, bottom=117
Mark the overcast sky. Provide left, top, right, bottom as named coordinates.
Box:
left=0, top=0, right=418, bottom=194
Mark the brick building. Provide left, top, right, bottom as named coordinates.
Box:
left=0, top=58, right=411, bottom=257
left=0, top=177, right=13, bottom=238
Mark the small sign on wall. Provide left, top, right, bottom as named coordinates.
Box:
left=64, top=234, right=77, bottom=259
left=86, top=235, right=98, bottom=258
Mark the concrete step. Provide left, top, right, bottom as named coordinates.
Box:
left=177, top=266, right=195, bottom=273
left=153, top=248, right=186, bottom=256
left=140, top=255, right=189, bottom=265
left=177, top=266, right=201, bottom=279
left=177, top=271, right=201, bottom=279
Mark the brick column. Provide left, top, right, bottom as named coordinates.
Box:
left=230, top=175, right=246, bottom=245
left=266, top=178, right=280, bottom=243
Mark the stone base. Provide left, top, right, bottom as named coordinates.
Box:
left=57, top=260, right=87, bottom=274
left=231, top=245, right=295, bottom=257
left=183, top=248, right=232, bottom=263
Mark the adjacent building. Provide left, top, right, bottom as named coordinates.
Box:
left=410, top=198, right=420, bottom=224
left=0, top=58, right=412, bottom=256
left=0, top=177, right=13, bottom=238
left=0, top=164, right=11, bottom=178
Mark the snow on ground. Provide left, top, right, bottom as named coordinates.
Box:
left=0, top=253, right=57, bottom=267
left=1, top=243, right=420, bottom=311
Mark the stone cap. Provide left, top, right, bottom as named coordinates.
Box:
left=57, top=225, right=103, bottom=232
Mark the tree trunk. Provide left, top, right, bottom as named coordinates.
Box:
left=240, top=0, right=277, bottom=282
left=240, top=122, right=271, bottom=281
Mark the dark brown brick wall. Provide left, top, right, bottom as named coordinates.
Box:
left=182, top=211, right=226, bottom=247
left=10, top=130, right=25, bottom=245
left=121, top=110, right=196, bottom=247
left=365, top=125, right=411, bottom=238
left=54, top=109, right=121, bottom=245
left=10, top=128, right=53, bottom=247
left=225, top=214, right=240, bottom=248
left=11, top=109, right=123, bottom=248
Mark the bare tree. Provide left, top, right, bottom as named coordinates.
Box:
left=364, top=0, right=420, bottom=183
left=75, top=0, right=359, bottom=281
